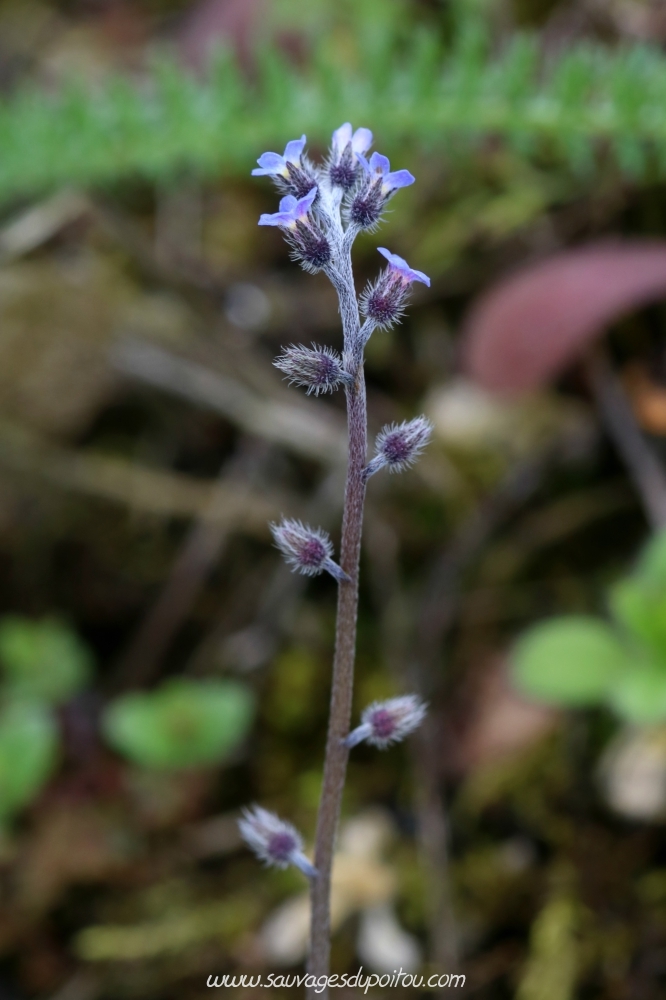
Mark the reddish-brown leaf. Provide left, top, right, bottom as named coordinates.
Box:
left=463, top=242, right=666, bottom=393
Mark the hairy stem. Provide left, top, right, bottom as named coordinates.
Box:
left=307, top=254, right=366, bottom=993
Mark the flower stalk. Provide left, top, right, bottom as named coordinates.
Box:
left=242, top=124, right=431, bottom=997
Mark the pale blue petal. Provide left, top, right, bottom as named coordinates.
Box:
left=256, top=151, right=285, bottom=172
left=384, top=169, right=415, bottom=189
left=377, top=247, right=395, bottom=264
left=278, top=195, right=298, bottom=212
left=284, top=135, right=307, bottom=163
left=356, top=152, right=371, bottom=173
left=259, top=212, right=294, bottom=226
left=332, top=122, right=352, bottom=154
left=369, top=152, right=390, bottom=173
left=352, top=128, right=373, bottom=155
left=296, top=187, right=318, bottom=213
left=411, top=269, right=430, bottom=287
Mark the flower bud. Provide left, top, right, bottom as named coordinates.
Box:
left=349, top=182, right=385, bottom=230
left=274, top=344, right=353, bottom=395
left=344, top=695, right=427, bottom=749
left=360, top=271, right=408, bottom=329
left=365, top=416, right=433, bottom=478
left=270, top=518, right=349, bottom=582
left=239, top=805, right=317, bottom=877
left=287, top=221, right=332, bottom=273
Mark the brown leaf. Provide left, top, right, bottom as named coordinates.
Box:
left=463, top=241, right=666, bottom=394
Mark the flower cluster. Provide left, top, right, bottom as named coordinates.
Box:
left=239, top=806, right=317, bottom=878
left=270, top=518, right=349, bottom=583
left=345, top=695, right=427, bottom=749
left=365, top=416, right=434, bottom=479
left=251, top=126, right=423, bottom=278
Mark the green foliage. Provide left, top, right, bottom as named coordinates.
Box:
left=0, top=699, right=58, bottom=820
left=511, top=529, right=666, bottom=724
left=0, top=616, right=93, bottom=705
left=3, top=8, right=666, bottom=204
left=513, top=617, right=627, bottom=706
left=103, top=678, right=255, bottom=770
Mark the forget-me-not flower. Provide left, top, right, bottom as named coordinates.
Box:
left=377, top=247, right=430, bottom=286
left=252, top=136, right=308, bottom=179
left=252, top=135, right=317, bottom=199
left=258, top=187, right=318, bottom=229
left=360, top=247, right=430, bottom=329
left=329, top=123, right=373, bottom=190
left=349, top=152, right=415, bottom=230
left=331, top=123, right=373, bottom=161
left=357, top=152, right=415, bottom=195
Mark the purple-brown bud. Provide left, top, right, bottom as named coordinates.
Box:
left=286, top=220, right=332, bottom=273
left=270, top=518, right=349, bottom=582
left=344, top=695, right=427, bottom=749
left=365, top=416, right=433, bottom=478
left=274, top=344, right=353, bottom=395
left=239, top=805, right=317, bottom=877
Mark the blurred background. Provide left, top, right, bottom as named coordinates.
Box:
left=4, top=0, right=666, bottom=997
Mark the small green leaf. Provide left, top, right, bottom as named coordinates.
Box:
left=512, top=616, right=627, bottom=706
left=610, top=578, right=666, bottom=660
left=102, top=679, right=255, bottom=771
left=632, top=528, right=666, bottom=586
left=610, top=531, right=666, bottom=659
left=0, top=701, right=58, bottom=819
left=0, top=617, right=93, bottom=704
left=608, top=659, right=666, bottom=724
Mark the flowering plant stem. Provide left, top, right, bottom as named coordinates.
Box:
left=243, top=127, right=432, bottom=997
left=308, top=256, right=367, bottom=986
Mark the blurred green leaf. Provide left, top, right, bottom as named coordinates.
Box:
left=633, top=528, right=666, bottom=585
left=512, top=616, right=627, bottom=706
left=0, top=616, right=93, bottom=704
left=103, top=679, right=254, bottom=771
left=610, top=578, right=666, bottom=661
left=0, top=700, right=58, bottom=820
left=611, top=529, right=666, bottom=658
left=608, top=659, right=666, bottom=724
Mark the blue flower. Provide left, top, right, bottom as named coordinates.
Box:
left=377, top=247, right=430, bottom=286
left=331, top=123, right=373, bottom=161
left=252, top=136, right=307, bottom=178
left=258, top=187, right=318, bottom=229
left=329, top=123, right=373, bottom=190
left=357, top=152, right=415, bottom=194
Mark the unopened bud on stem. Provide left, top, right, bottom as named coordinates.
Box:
left=274, top=344, right=353, bottom=395
left=270, top=518, right=349, bottom=582
left=344, top=695, right=427, bottom=749
left=364, top=416, right=433, bottom=478
left=239, top=806, right=317, bottom=878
